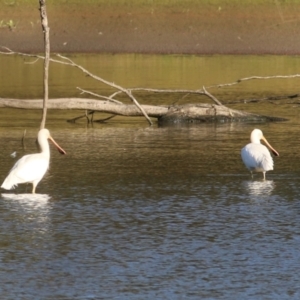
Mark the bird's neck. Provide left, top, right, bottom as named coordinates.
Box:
left=251, top=139, right=261, bottom=144
left=250, top=135, right=261, bottom=144
left=39, top=139, right=51, bottom=158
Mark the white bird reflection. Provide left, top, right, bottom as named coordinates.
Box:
left=1, top=193, right=51, bottom=209
left=1, top=193, right=52, bottom=239
left=243, top=180, right=275, bottom=196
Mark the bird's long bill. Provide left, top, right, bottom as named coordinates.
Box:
left=262, top=136, right=279, bottom=157
left=49, top=136, right=67, bottom=155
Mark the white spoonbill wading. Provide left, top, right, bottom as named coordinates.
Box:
left=1, top=128, right=66, bottom=194
left=241, top=129, right=279, bottom=180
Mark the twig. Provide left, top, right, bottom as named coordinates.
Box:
left=227, top=93, right=300, bottom=104
left=74, top=88, right=123, bottom=122
left=202, top=86, right=223, bottom=106
left=130, top=86, right=225, bottom=105
left=66, top=111, right=95, bottom=123
left=172, top=93, right=190, bottom=105
left=22, top=129, right=26, bottom=149
left=25, top=58, right=40, bottom=64
left=85, top=110, right=90, bottom=123
left=208, top=74, right=300, bottom=89
left=76, top=87, right=123, bottom=104
left=93, top=115, right=116, bottom=123
left=130, top=87, right=205, bottom=94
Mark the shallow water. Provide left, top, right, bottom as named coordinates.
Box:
left=1, top=54, right=300, bottom=299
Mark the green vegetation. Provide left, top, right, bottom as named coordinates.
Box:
left=0, top=19, right=17, bottom=30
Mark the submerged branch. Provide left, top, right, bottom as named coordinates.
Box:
left=66, top=110, right=116, bottom=123
left=66, top=110, right=95, bottom=123
left=93, top=115, right=116, bottom=123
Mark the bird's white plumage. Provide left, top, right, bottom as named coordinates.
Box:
left=2, top=153, right=49, bottom=190
left=241, top=143, right=274, bottom=172
left=1, top=128, right=66, bottom=193
left=241, top=129, right=279, bottom=180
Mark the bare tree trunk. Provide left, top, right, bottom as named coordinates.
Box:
left=39, top=0, right=50, bottom=129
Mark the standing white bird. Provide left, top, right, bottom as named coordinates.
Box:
left=1, top=128, right=66, bottom=194
left=241, top=129, right=279, bottom=180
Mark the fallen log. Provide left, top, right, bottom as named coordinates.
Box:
left=0, top=98, right=168, bottom=117
left=0, top=98, right=287, bottom=124
left=158, top=104, right=287, bottom=125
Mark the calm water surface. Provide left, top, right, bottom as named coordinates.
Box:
left=1, top=54, right=300, bottom=299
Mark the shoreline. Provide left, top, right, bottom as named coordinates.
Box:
left=1, top=2, right=300, bottom=55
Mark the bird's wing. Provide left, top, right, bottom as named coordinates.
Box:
left=241, top=144, right=273, bottom=171
left=9, top=154, right=49, bottom=182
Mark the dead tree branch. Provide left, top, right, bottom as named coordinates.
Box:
left=226, top=93, right=300, bottom=104
left=208, top=74, right=300, bottom=89
left=202, top=86, right=223, bottom=105
left=56, top=54, right=153, bottom=125
left=39, top=0, right=50, bottom=129
left=0, top=47, right=295, bottom=124
left=75, top=88, right=123, bottom=122
left=93, top=115, right=116, bottom=123
left=0, top=47, right=225, bottom=106
left=76, top=87, right=123, bottom=104
left=0, top=47, right=153, bottom=125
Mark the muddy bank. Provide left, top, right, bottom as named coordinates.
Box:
left=1, top=2, right=300, bottom=54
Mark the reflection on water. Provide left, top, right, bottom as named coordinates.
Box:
left=1, top=193, right=51, bottom=225
left=1, top=193, right=51, bottom=204
left=243, top=180, right=275, bottom=196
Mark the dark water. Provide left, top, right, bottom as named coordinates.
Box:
left=1, top=54, right=300, bottom=299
